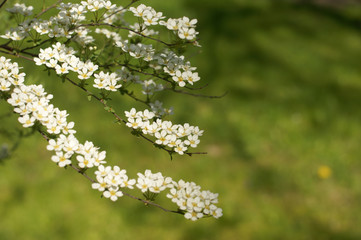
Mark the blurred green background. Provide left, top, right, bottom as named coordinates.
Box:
left=2, top=0, right=361, bottom=239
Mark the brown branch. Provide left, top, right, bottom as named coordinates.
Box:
left=0, top=44, right=38, bottom=58
left=124, top=91, right=149, bottom=105
left=0, top=0, right=7, bottom=9
left=65, top=77, right=206, bottom=156
left=35, top=0, right=63, bottom=18
left=80, top=22, right=174, bottom=47
left=36, top=129, right=181, bottom=214
left=69, top=164, right=97, bottom=183
left=0, top=49, right=35, bottom=61
left=20, top=38, right=52, bottom=51
left=64, top=77, right=127, bottom=124
left=1, top=45, right=207, bottom=157
left=185, top=83, right=209, bottom=91
left=79, top=23, right=196, bottom=48
left=114, top=63, right=173, bottom=85
left=166, top=88, right=228, bottom=99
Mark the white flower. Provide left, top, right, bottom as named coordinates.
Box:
left=18, top=114, right=36, bottom=127
left=184, top=211, right=203, bottom=221
left=174, top=141, right=187, bottom=155
left=178, top=27, right=197, bottom=40
left=155, top=130, right=168, bottom=145
left=93, top=150, right=106, bottom=166
left=92, top=175, right=108, bottom=191
left=95, top=165, right=112, bottom=177
left=126, top=117, right=143, bottom=129
left=0, top=79, right=11, bottom=91
left=47, top=139, right=63, bottom=151
left=129, top=4, right=150, bottom=17
left=55, top=63, right=70, bottom=75
left=136, top=175, right=151, bottom=192
left=184, top=135, right=200, bottom=148
left=77, top=155, right=95, bottom=168
left=120, top=175, right=136, bottom=189
left=103, top=186, right=123, bottom=201
left=51, top=151, right=72, bottom=167
left=172, top=70, right=186, bottom=87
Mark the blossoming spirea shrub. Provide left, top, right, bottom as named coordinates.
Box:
left=0, top=0, right=222, bottom=221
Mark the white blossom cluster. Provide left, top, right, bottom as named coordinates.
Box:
left=149, top=100, right=173, bottom=117
left=138, top=79, right=164, bottom=96
left=0, top=56, right=108, bottom=170
left=158, top=50, right=201, bottom=87
left=129, top=4, right=198, bottom=40
left=95, top=27, right=200, bottom=88
left=34, top=42, right=124, bottom=91
left=136, top=169, right=172, bottom=193
left=129, top=4, right=165, bottom=26
left=125, top=108, right=203, bottom=155
left=6, top=3, right=33, bottom=16
left=167, top=180, right=223, bottom=221
left=92, top=165, right=136, bottom=201
left=1, top=1, right=201, bottom=87
left=90, top=168, right=223, bottom=220
left=1, top=1, right=125, bottom=44
left=160, top=17, right=199, bottom=40
left=1, top=58, right=75, bottom=136
left=0, top=0, right=223, bottom=221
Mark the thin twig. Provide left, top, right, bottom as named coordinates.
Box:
left=35, top=0, right=63, bottom=18
left=21, top=38, right=52, bottom=51
left=166, top=88, right=228, bottom=99
left=79, top=23, right=196, bottom=48
left=1, top=45, right=207, bottom=156
left=65, top=77, right=206, bottom=156
left=0, top=49, right=35, bottom=61
left=0, top=0, right=7, bottom=9
left=36, top=129, right=181, bottom=214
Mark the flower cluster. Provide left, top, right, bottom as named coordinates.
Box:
left=6, top=3, right=33, bottom=16
left=1, top=56, right=221, bottom=220
left=161, top=17, right=199, bottom=40
left=2, top=59, right=74, bottom=136
left=92, top=165, right=135, bottom=201
left=81, top=0, right=116, bottom=12
left=150, top=100, right=174, bottom=117
left=1, top=56, right=108, bottom=170
left=1, top=1, right=201, bottom=88
left=129, top=4, right=165, bottom=26
left=167, top=180, right=223, bottom=221
left=0, top=0, right=223, bottom=221
left=125, top=108, right=203, bottom=155
left=34, top=43, right=125, bottom=91
left=136, top=169, right=172, bottom=193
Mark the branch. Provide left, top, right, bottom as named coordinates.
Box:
left=35, top=0, right=63, bottom=18
left=0, top=45, right=207, bottom=157
left=79, top=23, right=197, bottom=48
left=0, top=0, right=7, bottom=10
left=165, top=88, right=228, bottom=99
left=37, top=130, right=181, bottom=214
left=65, top=77, right=206, bottom=156
left=0, top=49, right=35, bottom=61
left=20, top=38, right=53, bottom=51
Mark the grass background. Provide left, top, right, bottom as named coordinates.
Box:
left=2, top=0, right=361, bottom=239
